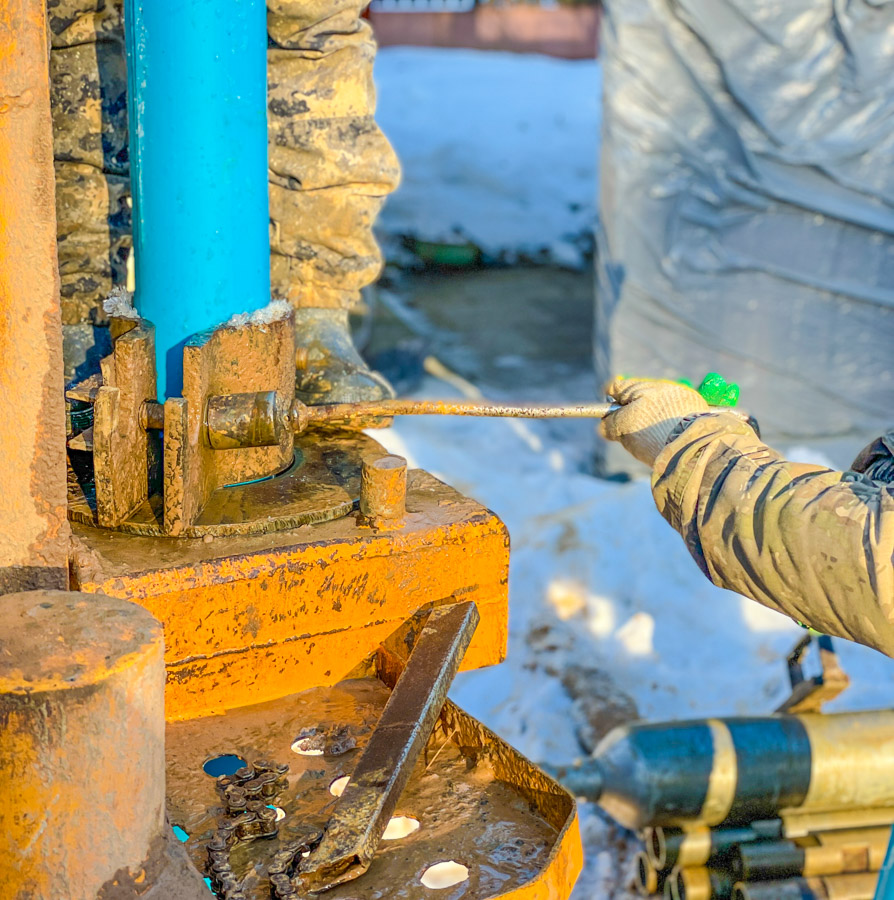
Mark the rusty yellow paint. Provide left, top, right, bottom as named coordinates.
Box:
left=0, top=591, right=165, bottom=899
left=509, top=814, right=583, bottom=900
left=436, top=699, right=584, bottom=900
left=161, top=602, right=506, bottom=721
left=72, top=469, right=509, bottom=720
left=0, top=0, right=70, bottom=592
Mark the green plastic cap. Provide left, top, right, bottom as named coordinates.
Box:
left=697, top=372, right=739, bottom=407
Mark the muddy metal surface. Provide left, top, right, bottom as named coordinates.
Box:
left=167, top=677, right=559, bottom=899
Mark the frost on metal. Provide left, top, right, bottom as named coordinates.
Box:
left=103, top=286, right=139, bottom=319
left=225, top=300, right=292, bottom=329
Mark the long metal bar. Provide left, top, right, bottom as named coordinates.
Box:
left=299, top=602, right=480, bottom=892
left=300, top=398, right=617, bottom=428
left=148, top=392, right=618, bottom=448
left=0, top=0, right=70, bottom=592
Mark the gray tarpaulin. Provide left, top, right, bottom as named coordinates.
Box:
left=596, top=0, right=894, bottom=471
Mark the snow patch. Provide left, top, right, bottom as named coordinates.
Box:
left=225, top=299, right=292, bottom=329
left=420, top=861, right=469, bottom=890
left=329, top=775, right=350, bottom=797
left=615, top=612, right=655, bottom=658
left=374, top=48, right=600, bottom=268
left=103, top=285, right=138, bottom=319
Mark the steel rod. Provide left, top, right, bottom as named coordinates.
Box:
left=301, top=398, right=617, bottom=428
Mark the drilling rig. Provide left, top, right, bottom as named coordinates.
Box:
left=0, top=4, right=583, bottom=899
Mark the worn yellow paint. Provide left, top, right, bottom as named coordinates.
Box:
left=0, top=0, right=69, bottom=590
left=0, top=591, right=165, bottom=900
left=510, top=814, right=584, bottom=900
left=72, top=470, right=509, bottom=720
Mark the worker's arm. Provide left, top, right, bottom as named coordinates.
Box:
left=600, top=378, right=894, bottom=656
left=651, top=412, right=894, bottom=655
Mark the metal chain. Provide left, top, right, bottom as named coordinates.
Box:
left=205, top=758, right=323, bottom=900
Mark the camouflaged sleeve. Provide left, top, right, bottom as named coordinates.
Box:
left=651, top=412, right=894, bottom=657
left=48, top=0, right=131, bottom=325
left=267, top=0, right=400, bottom=309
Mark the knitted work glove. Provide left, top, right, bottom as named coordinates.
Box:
left=599, top=377, right=709, bottom=467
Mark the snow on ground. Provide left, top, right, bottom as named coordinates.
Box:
left=374, top=48, right=601, bottom=268
left=370, top=42, right=894, bottom=900
left=373, top=381, right=894, bottom=897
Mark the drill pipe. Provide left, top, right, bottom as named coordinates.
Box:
left=635, top=851, right=668, bottom=896
left=732, top=872, right=879, bottom=900
left=783, top=809, right=894, bottom=839
left=672, top=866, right=735, bottom=900
left=732, top=833, right=887, bottom=881
left=647, top=823, right=783, bottom=871
left=542, top=711, right=894, bottom=830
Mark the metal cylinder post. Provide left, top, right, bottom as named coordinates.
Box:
left=124, top=0, right=270, bottom=398
left=0, top=0, right=70, bottom=593
left=0, top=591, right=166, bottom=899
left=360, top=454, right=408, bottom=525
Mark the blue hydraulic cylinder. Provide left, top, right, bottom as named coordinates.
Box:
left=124, top=0, right=270, bottom=398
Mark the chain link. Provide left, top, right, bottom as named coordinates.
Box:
left=205, top=757, right=323, bottom=900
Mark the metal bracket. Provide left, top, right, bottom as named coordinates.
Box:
left=775, top=633, right=849, bottom=714
left=298, top=601, right=480, bottom=893
left=67, top=316, right=158, bottom=529
left=67, top=312, right=363, bottom=537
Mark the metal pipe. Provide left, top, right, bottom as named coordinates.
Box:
left=734, top=835, right=887, bottom=881
left=734, top=873, right=879, bottom=900
left=647, top=823, right=783, bottom=872
left=673, top=866, right=734, bottom=900
left=635, top=851, right=667, bottom=896
left=544, top=712, right=894, bottom=830
left=0, top=0, right=70, bottom=592
left=785, top=810, right=894, bottom=840
left=124, top=0, right=270, bottom=399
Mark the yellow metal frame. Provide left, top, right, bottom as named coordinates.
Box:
left=72, top=450, right=510, bottom=720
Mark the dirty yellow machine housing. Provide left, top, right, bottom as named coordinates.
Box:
left=69, top=435, right=511, bottom=721
left=68, top=433, right=583, bottom=900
